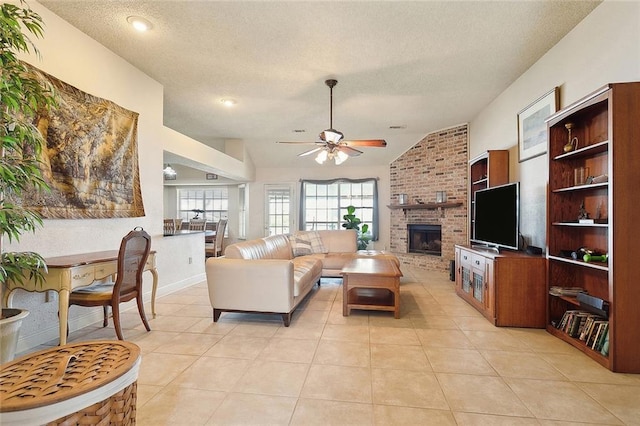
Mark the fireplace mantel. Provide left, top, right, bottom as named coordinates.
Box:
left=387, top=202, right=462, bottom=211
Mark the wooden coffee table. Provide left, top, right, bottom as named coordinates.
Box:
left=342, top=258, right=402, bottom=318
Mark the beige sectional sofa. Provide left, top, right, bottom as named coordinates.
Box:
left=205, top=229, right=398, bottom=326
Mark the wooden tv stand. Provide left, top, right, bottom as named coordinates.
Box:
left=454, top=245, right=546, bottom=328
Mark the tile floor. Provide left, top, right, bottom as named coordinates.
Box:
left=27, top=268, right=640, bottom=425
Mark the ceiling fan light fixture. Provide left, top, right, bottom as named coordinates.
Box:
left=315, top=150, right=328, bottom=164
left=278, top=78, right=386, bottom=164
left=334, top=150, right=349, bottom=165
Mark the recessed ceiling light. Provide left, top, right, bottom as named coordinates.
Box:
left=127, top=16, right=153, bottom=32
left=220, top=99, right=237, bottom=107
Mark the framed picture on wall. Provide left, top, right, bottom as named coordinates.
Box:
left=518, top=87, right=559, bottom=162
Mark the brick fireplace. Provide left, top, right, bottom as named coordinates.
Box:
left=408, top=224, right=442, bottom=256
left=389, top=124, right=468, bottom=272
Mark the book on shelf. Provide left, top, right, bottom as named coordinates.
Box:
left=557, top=310, right=580, bottom=332
left=587, top=320, right=608, bottom=349
left=600, top=328, right=610, bottom=356
left=593, top=323, right=609, bottom=351
left=579, top=314, right=602, bottom=341
left=557, top=309, right=609, bottom=351
left=569, top=312, right=589, bottom=338
left=549, top=286, right=586, bottom=297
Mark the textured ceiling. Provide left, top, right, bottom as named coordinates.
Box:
left=39, top=0, right=601, bottom=172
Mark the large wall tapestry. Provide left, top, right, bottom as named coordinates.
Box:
left=20, top=63, right=145, bottom=219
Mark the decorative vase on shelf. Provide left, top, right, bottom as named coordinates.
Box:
left=0, top=308, right=29, bottom=363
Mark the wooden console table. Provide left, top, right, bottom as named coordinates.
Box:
left=3, top=250, right=158, bottom=345
left=342, top=258, right=402, bottom=318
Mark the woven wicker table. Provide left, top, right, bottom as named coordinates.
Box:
left=0, top=340, right=141, bottom=426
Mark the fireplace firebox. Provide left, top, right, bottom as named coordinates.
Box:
left=408, top=224, right=442, bottom=256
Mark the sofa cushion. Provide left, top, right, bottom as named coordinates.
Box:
left=319, top=252, right=356, bottom=271
left=264, top=234, right=294, bottom=259
left=292, top=231, right=327, bottom=256
left=292, top=256, right=323, bottom=297
left=317, top=229, right=357, bottom=253
left=224, top=238, right=271, bottom=259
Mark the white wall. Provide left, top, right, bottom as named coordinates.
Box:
left=469, top=0, right=640, bottom=249
left=252, top=166, right=391, bottom=251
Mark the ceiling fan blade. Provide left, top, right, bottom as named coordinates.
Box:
left=342, top=139, right=387, bottom=147
left=298, top=147, right=324, bottom=157
left=338, top=146, right=363, bottom=156
left=277, top=141, right=324, bottom=145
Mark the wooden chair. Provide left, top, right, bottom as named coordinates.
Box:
left=205, top=219, right=227, bottom=257
left=163, top=218, right=176, bottom=235
left=189, top=219, right=207, bottom=231
left=68, top=227, right=152, bottom=340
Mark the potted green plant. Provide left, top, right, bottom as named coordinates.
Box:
left=341, top=205, right=372, bottom=250
left=1, top=0, right=56, bottom=362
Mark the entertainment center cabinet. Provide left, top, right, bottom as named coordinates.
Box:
left=545, top=82, right=640, bottom=373
left=454, top=245, right=546, bottom=327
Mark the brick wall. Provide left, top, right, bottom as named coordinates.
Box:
left=389, top=124, right=468, bottom=271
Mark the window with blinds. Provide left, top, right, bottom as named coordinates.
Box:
left=301, top=179, right=377, bottom=239
left=177, top=187, right=228, bottom=223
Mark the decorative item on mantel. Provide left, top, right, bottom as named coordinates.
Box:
left=398, top=194, right=408, bottom=205
left=436, top=191, right=447, bottom=203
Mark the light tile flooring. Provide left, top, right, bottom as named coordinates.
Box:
left=27, top=268, right=640, bottom=425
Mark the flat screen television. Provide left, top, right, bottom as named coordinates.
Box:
left=472, top=182, right=520, bottom=251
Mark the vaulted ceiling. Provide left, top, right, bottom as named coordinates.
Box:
left=40, top=0, right=601, bottom=170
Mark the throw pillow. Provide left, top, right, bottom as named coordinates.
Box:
left=292, top=231, right=327, bottom=256
left=292, top=234, right=313, bottom=256
left=306, top=231, right=327, bottom=254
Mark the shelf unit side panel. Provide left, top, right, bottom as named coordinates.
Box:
left=608, top=82, right=640, bottom=373
left=494, top=256, right=546, bottom=328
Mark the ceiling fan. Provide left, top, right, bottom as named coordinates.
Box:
left=278, top=79, right=386, bottom=164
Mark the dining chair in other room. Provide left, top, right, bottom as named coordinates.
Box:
left=206, top=219, right=227, bottom=257
left=163, top=218, right=176, bottom=235
left=189, top=219, right=207, bottom=231
left=67, top=227, right=152, bottom=340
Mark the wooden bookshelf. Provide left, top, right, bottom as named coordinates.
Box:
left=545, top=82, right=640, bottom=373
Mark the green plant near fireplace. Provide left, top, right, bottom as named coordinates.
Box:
left=1, top=0, right=56, bottom=361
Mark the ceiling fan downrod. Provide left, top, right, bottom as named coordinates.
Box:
left=325, top=79, right=337, bottom=130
